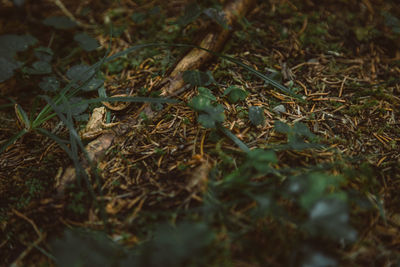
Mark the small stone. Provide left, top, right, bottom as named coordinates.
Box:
left=272, top=104, right=286, bottom=114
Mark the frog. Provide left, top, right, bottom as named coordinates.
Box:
left=79, top=107, right=119, bottom=140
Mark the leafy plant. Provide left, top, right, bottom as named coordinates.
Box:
left=189, top=87, right=225, bottom=129
left=222, top=85, right=248, bottom=103
left=0, top=34, right=37, bottom=82
left=274, top=120, right=321, bottom=150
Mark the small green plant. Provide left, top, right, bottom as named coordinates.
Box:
left=222, top=85, right=248, bottom=103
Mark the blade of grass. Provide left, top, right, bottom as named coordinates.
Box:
left=36, top=128, right=75, bottom=159
left=41, top=95, right=109, bottom=228
left=217, top=125, right=250, bottom=153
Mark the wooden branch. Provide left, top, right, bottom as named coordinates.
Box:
left=160, top=0, right=256, bottom=96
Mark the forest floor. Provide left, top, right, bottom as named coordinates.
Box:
left=1, top=0, right=400, bottom=266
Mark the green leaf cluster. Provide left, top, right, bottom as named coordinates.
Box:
left=274, top=120, right=321, bottom=150
left=189, top=87, right=225, bottom=129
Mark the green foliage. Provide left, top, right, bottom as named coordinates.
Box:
left=50, top=229, right=123, bottom=267
left=1, top=9, right=369, bottom=265
left=274, top=120, right=321, bottom=150
left=74, top=32, right=100, bottom=52
left=248, top=106, right=265, bottom=126
left=182, top=70, right=215, bottom=86
left=51, top=222, right=216, bottom=267
left=39, top=76, right=60, bottom=92
left=189, top=86, right=225, bottom=129
left=222, top=85, right=248, bottom=103
left=0, top=34, right=37, bottom=82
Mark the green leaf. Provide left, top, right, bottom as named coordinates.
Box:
left=189, top=95, right=212, bottom=112
left=248, top=106, right=265, bottom=126
left=182, top=70, right=214, bottom=86
left=66, top=64, right=96, bottom=87
left=57, top=97, right=88, bottom=116
left=0, top=34, right=37, bottom=53
left=246, top=149, right=277, bottom=173
left=39, top=76, right=60, bottom=92
left=198, top=87, right=216, bottom=101
left=274, top=120, right=291, bottom=133
left=130, top=222, right=215, bottom=266
left=198, top=104, right=225, bottom=128
left=223, top=86, right=248, bottom=103
left=0, top=34, right=37, bottom=82
left=34, top=46, right=53, bottom=62
left=23, top=61, right=52, bottom=75
left=247, top=149, right=277, bottom=164
left=0, top=57, right=20, bottom=82
left=43, top=16, right=77, bottom=29
left=293, top=122, right=316, bottom=139
left=81, top=78, right=103, bottom=92
left=51, top=229, right=123, bottom=267
left=74, top=32, right=100, bottom=52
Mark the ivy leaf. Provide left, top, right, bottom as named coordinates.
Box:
left=43, top=16, right=77, bottom=29
left=74, top=32, right=100, bottom=52
left=223, top=86, right=248, bottom=103
left=183, top=70, right=214, bottom=86
left=39, top=76, right=60, bottom=92
left=249, top=106, right=265, bottom=126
